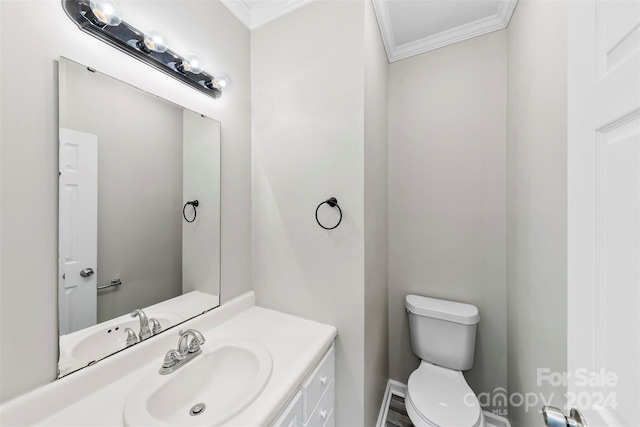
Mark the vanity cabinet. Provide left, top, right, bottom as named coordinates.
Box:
left=0, top=297, right=338, bottom=427
left=273, top=343, right=335, bottom=427
left=274, top=392, right=304, bottom=427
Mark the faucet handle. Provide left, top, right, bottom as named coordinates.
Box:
left=124, top=328, right=138, bottom=346
left=162, top=349, right=185, bottom=368
left=150, top=318, right=162, bottom=335
left=179, top=329, right=205, bottom=345
left=178, top=329, right=205, bottom=354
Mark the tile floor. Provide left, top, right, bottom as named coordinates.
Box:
left=385, top=394, right=414, bottom=427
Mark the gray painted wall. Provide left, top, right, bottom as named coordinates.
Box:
left=251, top=2, right=366, bottom=425
left=506, top=2, right=568, bottom=425
left=182, top=110, right=222, bottom=297
left=60, top=59, right=183, bottom=323
left=252, top=1, right=390, bottom=424
left=364, top=1, right=390, bottom=425
left=0, top=0, right=250, bottom=401
left=388, top=30, right=508, bottom=411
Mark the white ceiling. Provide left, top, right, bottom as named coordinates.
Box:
left=221, top=0, right=517, bottom=62
left=374, top=0, right=517, bottom=62
left=220, top=0, right=315, bottom=29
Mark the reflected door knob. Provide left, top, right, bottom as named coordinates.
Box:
left=80, top=268, right=94, bottom=278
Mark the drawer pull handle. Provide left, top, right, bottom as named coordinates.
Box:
left=320, top=376, right=327, bottom=385
left=320, top=410, right=327, bottom=419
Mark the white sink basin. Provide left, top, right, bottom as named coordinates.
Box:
left=68, top=314, right=183, bottom=363
left=123, top=338, right=273, bottom=427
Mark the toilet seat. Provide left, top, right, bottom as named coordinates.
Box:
left=406, top=361, right=484, bottom=427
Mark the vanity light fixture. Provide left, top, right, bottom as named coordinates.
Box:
left=62, top=0, right=231, bottom=99
left=176, top=53, right=202, bottom=74
left=138, top=29, right=169, bottom=54
left=88, top=0, right=121, bottom=26
left=211, top=73, right=231, bottom=91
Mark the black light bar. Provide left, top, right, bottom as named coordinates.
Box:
left=61, top=0, right=225, bottom=100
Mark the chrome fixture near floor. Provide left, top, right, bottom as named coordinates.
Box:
left=542, top=406, right=586, bottom=427
left=159, top=329, right=206, bottom=375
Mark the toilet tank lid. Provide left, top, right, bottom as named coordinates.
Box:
left=405, top=295, right=480, bottom=325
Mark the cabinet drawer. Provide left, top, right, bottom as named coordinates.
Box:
left=323, top=408, right=334, bottom=427
left=273, top=391, right=303, bottom=427
left=303, top=379, right=334, bottom=427
left=302, top=344, right=335, bottom=421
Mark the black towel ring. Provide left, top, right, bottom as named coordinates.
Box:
left=183, top=200, right=199, bottom=223
left=315, top=197, right=342, bottom=230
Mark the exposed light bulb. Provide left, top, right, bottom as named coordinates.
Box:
left=177, top=53, right=202, bottom=74
left=213, top=73, right=231, bottom=91
left=89, top=0, right=122, bottom=26
left=141, top=29, right=168, bottom=53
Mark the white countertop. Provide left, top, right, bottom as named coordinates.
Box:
left=0, top=292, right=336, bottom=426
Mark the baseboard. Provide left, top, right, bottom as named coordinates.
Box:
left=483, top=411, right=512, bottom=427
left=376, top=379, right=408, bottom=427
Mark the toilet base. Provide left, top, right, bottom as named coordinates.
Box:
left=405, top=390, right=487, bottom=427
left=377, top=379, right=510, bottom=427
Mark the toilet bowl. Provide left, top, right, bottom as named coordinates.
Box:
left=405, top=295, right=484, bottom=427
left=406, top=361, right=485, bottom=427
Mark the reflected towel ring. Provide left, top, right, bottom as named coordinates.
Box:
left=183, top=200, right=199, bottom=223
left=315, top=197, right=342, bottom=230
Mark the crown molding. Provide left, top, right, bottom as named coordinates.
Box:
left=374, top=0, right=518, bottom=63
left=371, top=0, right=397, bottom=61
left=251, top=0, right=315, bottom=28
left=220, top=0, right=252, bottom=28
left=221, top=0, right=315, bottom=30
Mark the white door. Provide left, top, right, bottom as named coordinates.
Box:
left=568, top=0, right=640, bottom=426
left=58, top=128, right=98, bottom=335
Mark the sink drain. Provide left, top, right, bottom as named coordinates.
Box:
left=190, top=403, right=206, bottom=416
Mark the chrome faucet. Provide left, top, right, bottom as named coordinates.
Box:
left=178, top=329, right=205, bottom=353
left=131, top=309, right=152, bottom=340
left=159, top=329, right=206, bottom=375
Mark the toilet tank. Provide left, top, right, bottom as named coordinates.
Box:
left=406, top=295, right=480, bottom=371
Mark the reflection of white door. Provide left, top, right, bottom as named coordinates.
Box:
left=58, top=128, right=98, bottom=335
left=568, top=1, right=640, bottom=426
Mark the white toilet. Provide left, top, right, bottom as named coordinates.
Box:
left=405, top=294, right=485, bottom=427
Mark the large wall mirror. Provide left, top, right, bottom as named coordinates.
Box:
left=57, top=57, right=220, bottom=377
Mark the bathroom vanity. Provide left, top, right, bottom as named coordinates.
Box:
left=0, top=292, right=336, bottom=426
left=272, top=344, right=335, bottom=427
